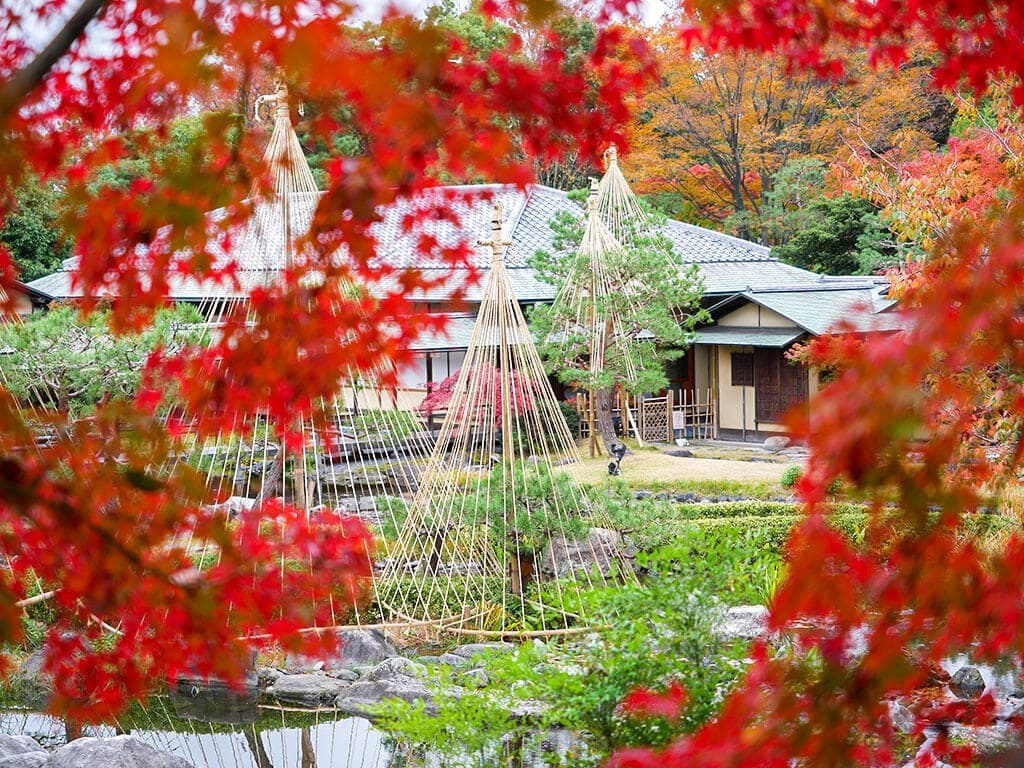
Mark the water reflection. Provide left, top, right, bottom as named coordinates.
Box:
left=0, top=708, right=392, bottom=768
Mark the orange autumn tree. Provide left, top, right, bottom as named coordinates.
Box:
left=629, top=25, right=942, bottom=243
left=835, top=84, right=1024, bottom=287
left=611, top=2, right=1024, bottom=767
left=0, top=0, right=654, bottom=720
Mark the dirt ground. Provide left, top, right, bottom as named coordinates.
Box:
left=564, top=445, right=798, bottom=485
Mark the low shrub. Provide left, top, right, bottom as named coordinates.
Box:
left=379, top=569, right=747, bottom=765
left=636, top=478, right=785, bottom=499
left=673, top=511, right=1019, bottom=560
left=780, top=465, right=802, bottom=489
left=780, top=465, right=843, bottom=495
left=597, top=493, right=867, bottom=551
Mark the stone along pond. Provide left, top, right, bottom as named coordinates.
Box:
left=0, top=709, right=393, bottom=768
left=0, top=629, right=550, bottom=768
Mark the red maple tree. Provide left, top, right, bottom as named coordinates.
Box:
left=5, top=1, right=1024, bottom=756
left=612, top=2, right=1024, bottom=766
left=0, top=0, right=654, bottom=719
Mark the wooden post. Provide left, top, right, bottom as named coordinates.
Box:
left=667, top=389, right=674, bottom=442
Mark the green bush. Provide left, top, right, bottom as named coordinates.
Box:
left=373, top=495, right=409, bottom=542
left=643, top=529, right=785, bottom=605
left=379, top=570, right=746, bottom=765
left=457, top=462, right=590, bottom=554
left=595, top=491, right=867, bottom=552
left=780, top=465, right=802, bottom=489
left=779, top=465, right=843, bottom=495
left=674, top=512, right=1019, bottom=560
left=559, top=400, right=581, bottom=438
left=630, top=478, right=784, bottom=498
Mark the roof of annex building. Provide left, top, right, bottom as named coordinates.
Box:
left=701, top=279, right=904, bottom=340
left=28, top=184, right=821, bottom=303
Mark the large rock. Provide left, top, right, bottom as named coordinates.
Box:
left=265, top=673, right=351, bottom=708
left=48, top=736, right=194, bottom=768
left=0, top=735, right=46, bottom=767
left=763, top=436, right=791, bottom=453
left=717, top=606, right=770, bottom=642
left=335, top=675, right=438, bottom=718
left=950, top=666, right=986, bottom=699
left=11, top=650, right=52, bottom=709
left=450, top=642, right=514, bottom=660
left=0, top=735, right=44, bottom=760
left=286, top=629, right=397, bottom=671
left=12, top=636, right=95, bottom=710
left=367, top=657, right=427, bottom=681
left=540, top=528, right=626, bottom=579
left=887, top=701, right=915, bottom=735
left=0, top=754, right=48, bottom=768
left=436, top=653, right=470, bottom=668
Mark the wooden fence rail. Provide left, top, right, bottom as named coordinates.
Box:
left=575, top=389, right=716, bottom=444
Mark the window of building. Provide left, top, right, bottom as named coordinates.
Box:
left=754, top=348, right=808, bottom=422
left=731, top=352, right=754, bottom=386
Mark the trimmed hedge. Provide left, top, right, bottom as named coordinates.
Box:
left=668, top=500, right=866, bottom=520
left=673, top=512, right=1021, bottom=557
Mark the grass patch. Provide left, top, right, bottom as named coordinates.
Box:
left=615, top=477, right=784, bottom=498
left=565, top=450, right=791, bottom=488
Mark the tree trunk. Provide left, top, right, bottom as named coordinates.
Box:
left=245, top=728, right=274, bottom=768
left=300, top=728, right=317, bottom=768
left=593, top=387, right=618, bottom=455
left=256, top=452, right=284, bottom=504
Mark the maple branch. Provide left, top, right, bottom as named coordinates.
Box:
left=0, top=0, right=108, bottom=122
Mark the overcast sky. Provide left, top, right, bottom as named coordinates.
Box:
left=10, top=0, right=671, bottom=55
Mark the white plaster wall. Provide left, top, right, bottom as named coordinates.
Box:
left=717, top=304, right=795, bottom=328
left=396, top=354, right=428, bottom=389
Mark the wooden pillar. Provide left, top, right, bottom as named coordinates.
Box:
left=666, top=389, right=674, bottom=442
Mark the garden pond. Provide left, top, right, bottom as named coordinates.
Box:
left=0, top=706, right=394, bottom=768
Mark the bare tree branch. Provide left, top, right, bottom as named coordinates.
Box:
left=0, top=0, right=108, bottom=122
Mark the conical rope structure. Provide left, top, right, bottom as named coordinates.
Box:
left=595, top=145, right=650, bottom=245
left=0, top=82, right=432, bottom=632
left=160, top=82, right=439, bottom=631
left=378, top=204, right=633, bottom=640
left=0, top=98, right=640, bottom=644
left=544, top=147, right=675, bottom=454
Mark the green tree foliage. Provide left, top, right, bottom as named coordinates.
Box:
left=531, top=200, right=705, bottom=448
left=379, top=563, right=744, bottom=765
left=761, top=159, right=902, bottom=275
left=419, top=1, right=600, bottom=189
left=0, top=304, right=206, bottom=417
left=770, top=195, right=897, bottom=275
left=85, top=115, right=217, bottom=193
left=1, top=182, right=70, bottom=281
left=425, top=0, right=512, bottom=54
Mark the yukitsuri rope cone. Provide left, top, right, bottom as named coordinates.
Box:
left=595, top=145, right=649, bottom=245
left=163, top=82, right=434, bottom=630
left=545, top=148, right=667, bottom=455
left=379, top=204, right=633, bottom=639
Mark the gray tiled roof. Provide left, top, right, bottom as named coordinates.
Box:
left=692, top=326, right=805, bottom=347
left=28, top=183, right=813, bottom=304
left=407, top=314, right=478, bottom=351
left=700, top=281, right=903, bottom=341
left=663, top=219, right=771, bottom=264
left=698, top=260, right=817, bottom=296
left=743, top=284, right=901, bottom=335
